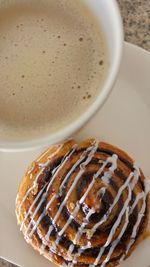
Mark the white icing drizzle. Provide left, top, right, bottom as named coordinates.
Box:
left=81, top=241, right=92, bottom=250
left=127, top=201, right=146, bottom=247
left=20, top=182, right=48, bottom=231
left=130, top=165, right=140, bottom=189
left=130, top=192, right=144, bottom=214
left=19, top=139, right=150, bottom=267
left=52, top=142, right=98, bottom=226
left=21, top=145, right=76, bottom=238
left=67, top=244, right=75, bottom=258
left=63, top=154, right=118, bottom=267
left=45, top=144, right=77, bottom=193
left=38, top=142, right=98, bottom=253
left=96, top=187, right=106, bottom=199
left=100, top=207, right=130, bottom=267
left=90, top=168, right=141, bottom=266
left=76, top=155, right=118, bottom=241
left=119, top=177, right=150, bottom=263
left=18, top=144, right=63, bottom=218
left=104, top=186, right=131, bottom=248
left=101, top=171, right=111, bottom=185
left=86, top=208, right=96, bottom=222
left=91, top=186, right=132, bottom=267
left=46, top=225, right=54, bottom=241
left=22, top=141, right=97, bottom=257
left=27, top=164, right=35, bottom=179
left=93, top=171, right=150, bottom=267
left=24, top=192, right=47, bottom=237
left=92, top=171, right=135, bottom=234
left=28, top=194, right=57, bottom=238
left=101, top=156, right=118, bottom=185
left=20, top=144, right=77, bottom=231
left=37, top=142, right=70, bottom=162
left=67, top=207, right=95, bottom=264
left=40, top=243, right=46, bottom=253
left=29, top=142, right=96, bottom=241
left=72, top=172, right=148, bottom=267
left=70, top=163, right=146, bottom=267
left=18, top=171, right=45, bottom=219
left=59, top=147, right=95, bottom=196
left=58, top=152, right=115, bottom=239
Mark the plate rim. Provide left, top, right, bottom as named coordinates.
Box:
left=1, top=41, right=150, bottom=267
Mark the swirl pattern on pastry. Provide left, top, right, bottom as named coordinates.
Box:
left=15, top=139, right=150, bottom=267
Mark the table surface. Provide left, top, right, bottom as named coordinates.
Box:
left=0, top=0, right=150, bottom=267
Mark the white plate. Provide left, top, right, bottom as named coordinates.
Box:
left=0, top=42, right=150, bottom=267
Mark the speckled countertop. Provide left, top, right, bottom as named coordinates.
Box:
left=0, top=1, right=149, bottom=267
left=118, top=0, right=150, bottom=51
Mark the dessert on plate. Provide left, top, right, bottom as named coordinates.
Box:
left=16, top=139, right=150, bottom=267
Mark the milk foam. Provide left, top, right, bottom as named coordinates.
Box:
left=0, top=0, right=107, bottom=141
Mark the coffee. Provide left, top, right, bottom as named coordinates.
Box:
left=0, top=0, right=107, bottom=141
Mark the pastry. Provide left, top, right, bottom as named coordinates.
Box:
left=15, top=139, right=150, bottom=267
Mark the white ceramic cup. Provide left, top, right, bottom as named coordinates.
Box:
left=0, top=0, right=123, bottom=151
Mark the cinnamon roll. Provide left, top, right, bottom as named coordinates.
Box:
left=16, top=139, right=150, bottom=267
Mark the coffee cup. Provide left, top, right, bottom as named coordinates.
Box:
left=0, top=0, right=123, bottom=151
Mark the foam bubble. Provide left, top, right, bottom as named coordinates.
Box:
left=99, top=60, right=104, bottom=65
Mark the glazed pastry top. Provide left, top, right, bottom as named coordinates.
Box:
left=16, top=139, right=150, bottom=267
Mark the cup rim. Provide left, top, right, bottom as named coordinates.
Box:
left=0, top=0, right=124, bottom=151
